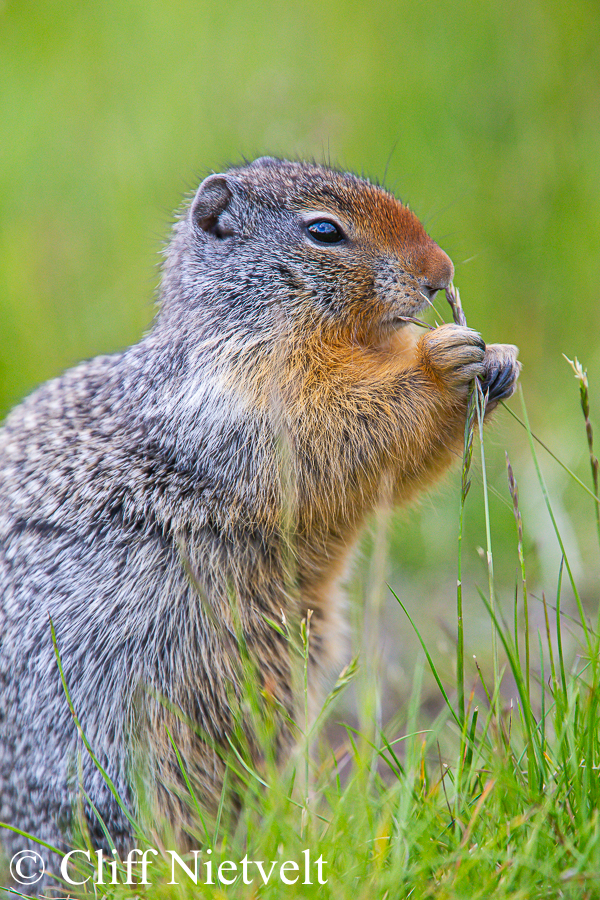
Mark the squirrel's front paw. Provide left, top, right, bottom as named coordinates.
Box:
left=419, top=323, right=486, bottom=391
left=480, top=343, right=521, bottom=408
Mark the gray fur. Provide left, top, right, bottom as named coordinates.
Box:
left=0, top=158, right=520, bottom=892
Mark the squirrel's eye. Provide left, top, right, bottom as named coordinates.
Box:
left=306, top=220, right=345, bottom=244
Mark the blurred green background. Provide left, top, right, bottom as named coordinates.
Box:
left=1, top=0, right=599, bottom=707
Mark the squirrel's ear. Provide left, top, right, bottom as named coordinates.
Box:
left=191, top=174, right=233, bottom=236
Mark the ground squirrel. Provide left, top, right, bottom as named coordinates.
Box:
left=0, top=157, right=520, bottom=885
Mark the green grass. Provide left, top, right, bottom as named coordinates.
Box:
left=3, top=376, right=600, bottom=899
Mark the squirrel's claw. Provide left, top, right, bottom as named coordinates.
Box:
left=480, top=344, right=521, bottom=406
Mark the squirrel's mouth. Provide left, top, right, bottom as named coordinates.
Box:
left=382, top=287, right=440, bottom=331
left=378, top=315, right=431, bottom=338
left=373, top=283, right=441, bottom=338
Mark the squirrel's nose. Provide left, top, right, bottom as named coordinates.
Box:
left=422, top=245, right=454, bottom=293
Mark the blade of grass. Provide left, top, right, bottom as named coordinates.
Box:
left=506, top=453, right=530, bottom=704
left=542, top=592, right=559, bottom=714
left=555, top=557, right=567, bottom=704
left=477, top=588, right=546, bottom=788
left=538, top=632, right=546, bottom=763
left=212, top=763, right=229, bottom=847
left=457, top=382, right=477, bottom=727
left=0, top=824, right=62, bottom=858
left=518, top=389, right=592, bottom=655
left=49, top=616, right=140, bottom=834
left=165, top=726, right=211, bottom=845
left=474, top=382, right=499, bottom=719
left=501, top=402, right=600, bottom=505
left=390, top=587, right=461, bottom=730
left=564, top=355, right=600, bottom=554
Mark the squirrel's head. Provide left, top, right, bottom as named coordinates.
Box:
left=161, top=158, right=453, bottom=346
